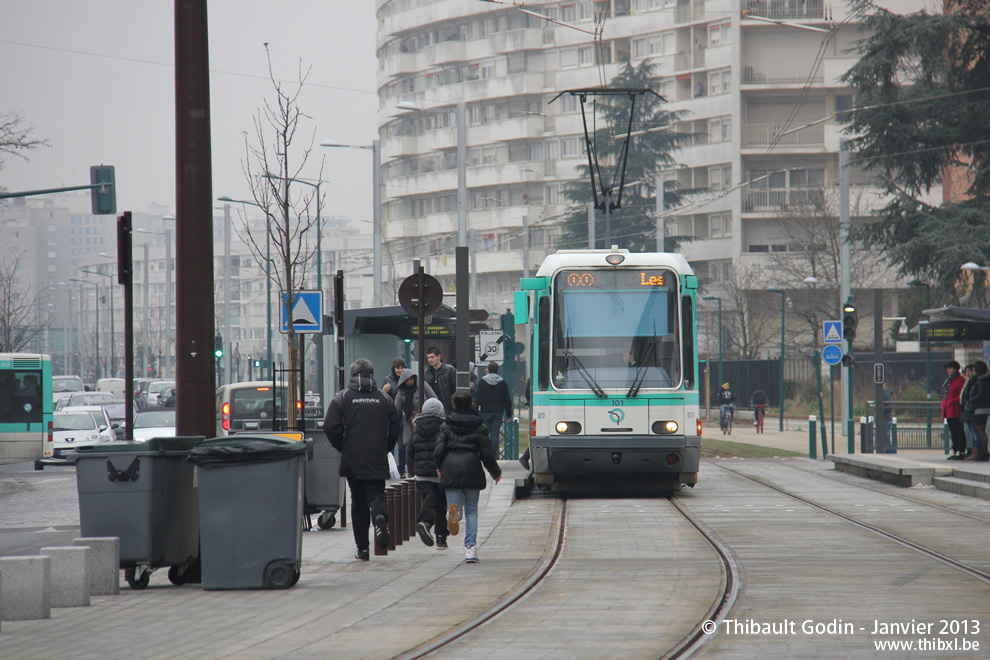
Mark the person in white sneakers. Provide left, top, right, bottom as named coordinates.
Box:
left=435, top=389, right=502, bottom=563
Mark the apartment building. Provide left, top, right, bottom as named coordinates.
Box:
left=375, top=0, right=936, bottom=350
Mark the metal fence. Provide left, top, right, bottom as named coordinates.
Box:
left=861, top=400, right=947, bottom=452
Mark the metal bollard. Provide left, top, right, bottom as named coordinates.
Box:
left=400, top=480, right=410, bottom=540
left=413, top=479, right=422, bottom=522
left=394, top=485, right=405, bottom=547
left=378, top=488, right=393, bottom=556
left=406, top=480, right=416, bottom=540
left=808, top=415, right=817, bottom=459
left=387, top=485, right=399, bottom=551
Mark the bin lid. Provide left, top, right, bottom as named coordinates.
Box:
left=187, top=434, right=311, bottom=467
left=72, top=436, right=205, bottom=456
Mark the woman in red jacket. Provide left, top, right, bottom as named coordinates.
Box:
left=942, top=361, right=967, bottom=460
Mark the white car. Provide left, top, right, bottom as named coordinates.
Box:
left=44, top=409, right=116, bottom=464
left=132, top=410, right=177, bottom=442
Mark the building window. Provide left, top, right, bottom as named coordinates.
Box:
left=561, top=48, right=577, bottom=69
left=545, top=184, right=559, bottom=205
left=709, top=164, right=732, bottom=191
left=561, top=138, right=579, bottom=157
left=632, top=38, right=646, bottom=59
left=578, top=47, right=593, bottom=66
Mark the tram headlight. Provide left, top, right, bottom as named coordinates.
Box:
left=555, top=421, right=582, bottom=434
left=651, top=420, right=679, bottom=434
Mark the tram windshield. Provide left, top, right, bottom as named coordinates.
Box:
left=552, top=269, right=680, bottom=391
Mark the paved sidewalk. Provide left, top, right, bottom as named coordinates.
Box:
left=0, top=461, right=544, bottom=659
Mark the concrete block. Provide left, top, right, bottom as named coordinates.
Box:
left=41, top=546, right=91, bottom=607
left=73, top=537, right=119, bottom=596
left=0, top=555, right=51, bottom=620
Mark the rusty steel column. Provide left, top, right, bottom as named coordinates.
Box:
left=174, top=0, right=217, bottom=437
left=380, top=488, right=394, bottom=556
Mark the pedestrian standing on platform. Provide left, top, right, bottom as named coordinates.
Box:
left=425, top=346, right=457, bottom=413
left=435, top=389, right=502, bottom=564
left=393, top=367, right=436, bottom=476
left=407, top=398, right=449, bottom=549
left=475, top=361, right=513, bottom=457
left=882, top=383, right=895, bottom=453
left=965, top=360, right=990, bottom=461
left=959, top=364, right=978, bottom=459
left=941, top=360, right=967, bottom=460
left=381, top=358, right=405, bottom=401
left=324, top=359, right=401, bottom=561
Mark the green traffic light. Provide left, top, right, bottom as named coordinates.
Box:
left=215, top=349, right=223, bottom=358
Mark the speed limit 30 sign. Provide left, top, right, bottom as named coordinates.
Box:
left=478, top=330, right=503, bottom=363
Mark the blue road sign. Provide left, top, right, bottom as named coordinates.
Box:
left=822, top=344, right=843, bottom=365
left=823, top=320, right=843, bottom=344
left=280, top=290, right=323, bottom=333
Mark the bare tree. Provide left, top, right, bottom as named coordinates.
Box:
left=718, top=263, right=777, bottom=359
left=763, top=186, right=890, bottom=355
left=0, top=111, right=49, bottom=181
left=239, top=48, right=323, bottom=428
left=0, top=246, right=52, bottom=352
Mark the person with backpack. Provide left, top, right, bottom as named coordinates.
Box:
left=324, top=359, right=401, bottom=561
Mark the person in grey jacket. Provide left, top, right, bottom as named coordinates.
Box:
left=474, top=361, right=513, bottom=456
left=393, top=367, right=436, bottom=474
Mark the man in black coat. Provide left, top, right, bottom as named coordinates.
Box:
left=425, top=346, right=457, bottom=412
left=324, top=358, right=401, bottom=560
left=474, top=361, right=513, bottom=456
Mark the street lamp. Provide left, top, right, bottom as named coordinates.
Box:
left=767, top=287, right=786, bottom=431
left=320, top=139, right=382, bottom=306
left=702, top=295, right=723, bottom=391
left=82, top=268, right=115, bottom=377
left=262, top=173, right=327, bottom=404
left=218, top=196, right=272, bottom=380
left=70, top=278, right=99, bottom=380
left=907, top=278, right=931, bottom=411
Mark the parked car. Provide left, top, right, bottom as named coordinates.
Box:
left=158, top=385, right=176, bottom=409
left=96, top=377, right=126, bottom=399
left=131, top=410, right=177, bottom=442
left=38, top=409, right=116, bottom=467
left=55, top=391, right=115, bottom=412
left=147, top=379, right=176, bottom=407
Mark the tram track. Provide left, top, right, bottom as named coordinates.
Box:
left=398, top=491, right=741, bottom=659
left=712, top=462, right=990, bottom=585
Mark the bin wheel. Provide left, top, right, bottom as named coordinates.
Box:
left=317, top=512, right=336, bottom=530
left=290, top=570, right=301, bottom=587
left=264, top=561, right=295, bottom=590
left=125, top=567, right=150, bottom=590
left=167, top=566, right=186, bottom=586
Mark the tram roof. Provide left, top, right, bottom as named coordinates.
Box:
left=535, top=249, right=694, bottom=277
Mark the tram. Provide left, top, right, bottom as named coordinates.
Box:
left=0, top=353, right=54, bottom=466
left=514, top=248, right=701, bottom=493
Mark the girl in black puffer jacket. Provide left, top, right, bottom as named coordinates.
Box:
left=435, top=390, right=502, bottom=563
left=407, top=398, right=449, bottom=548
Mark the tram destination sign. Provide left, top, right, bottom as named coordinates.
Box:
left=920, top=321, right=990, bottom=343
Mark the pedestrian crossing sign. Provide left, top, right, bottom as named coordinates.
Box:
left=824, top=320, right=843, bottom=344
left=280, top=290, right=323, bottom=334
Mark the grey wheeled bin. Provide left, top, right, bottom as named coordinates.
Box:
left=187, top=435, right=310, bottom=590
left=73, top=436, right=203, bottom=590
left=305, top=435, right=342, bottom=530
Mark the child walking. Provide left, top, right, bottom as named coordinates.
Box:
left=407, top=398, right=449, bottom=549
left=435, top=389, right=502, bottom=563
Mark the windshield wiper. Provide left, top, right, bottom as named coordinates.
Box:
left=627, top=340, right=657, bottom=398
left=564, top=349, right=607, bottom=398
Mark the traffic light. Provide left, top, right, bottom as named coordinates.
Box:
left=253, top=359, right=261, bottom=368
left=215, top=333, right=224, bottom=359
left=842, top=302, right=857, bottom=342
left=841, top=354, right=855, bottom=367
left=90, top=165, right=116, bottom=215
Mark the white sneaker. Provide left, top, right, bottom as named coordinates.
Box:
left=464, top=545, right=478, bottom=563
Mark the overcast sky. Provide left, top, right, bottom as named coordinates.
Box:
left=2, top=1, right=378, bottom=225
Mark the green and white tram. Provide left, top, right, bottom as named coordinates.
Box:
left=514, top=248, right=701, bottom=493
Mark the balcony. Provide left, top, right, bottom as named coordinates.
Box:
left=744, top=0, right=825, bottom=20
left=742, top=122, right=825, bottom=148
left=743, top=188, right=826, bottom=212
left=742, top=58, right=824, bottom=85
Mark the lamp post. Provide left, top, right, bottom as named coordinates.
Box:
left=907, top=278, right=931, bottom=440
left=262, top=174, right=327, bottom=404
left=70, top=279, right=99, bottom=380
left=219, top=196, right=272, bottom=380
left=702, top=295, right=723, bottom=391
left=767, top=287, right=786, bottom=431
left=82, top=268, right=115, bottom=377
left=320, top=139, right=382, bottom=306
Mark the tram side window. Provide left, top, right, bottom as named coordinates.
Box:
left=538, top=295, right=550, bottom=391
left=0, top=370, right=44, bottom=423
left=681, top=296, right=695, bottom=389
